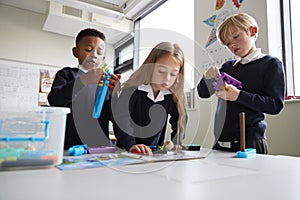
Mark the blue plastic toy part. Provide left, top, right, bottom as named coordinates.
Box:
left=236, top=148, right=256, bottom=158
left=68, top=144, right=88, bottom=156
left=0, top=120, right=50, bottom=142
left=92, top=68, right=111, bottom=119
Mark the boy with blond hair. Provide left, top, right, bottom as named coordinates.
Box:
left=197, top=13, right=285, bottom=154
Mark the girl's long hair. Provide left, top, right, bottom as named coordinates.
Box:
left=122, top=42, right=187, bottom=139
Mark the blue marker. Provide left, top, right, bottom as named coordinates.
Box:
left=93, top=64, right=111, bottom=119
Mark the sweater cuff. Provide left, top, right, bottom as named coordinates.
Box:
left=236, top=90, right=247, bottom=104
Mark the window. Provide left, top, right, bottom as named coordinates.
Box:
left=136, top=0, right=195, bottom=91
left=289, top=0, right=300, bottom=96
left=114, top=38, right=134, bottom=74
left=282, top=0, right=300, bottom=97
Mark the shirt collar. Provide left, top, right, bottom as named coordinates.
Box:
left=78, top=64, right=88, bottom=73
left=233, top=48, right=265, bottom=66
left=138, top=84, right=172, bottom=103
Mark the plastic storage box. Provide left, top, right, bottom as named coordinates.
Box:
left=0, top=106, right=70, bottom=168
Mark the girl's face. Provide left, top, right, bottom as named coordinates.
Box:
left=223, top=25, right=256, bottom=58
left=151, top=54, right=181, bottom=94
left=73, top=36, right=105, bottom=71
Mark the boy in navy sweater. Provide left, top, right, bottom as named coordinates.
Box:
left=48, top=28, right=120, bottom=149
left=197, top=13, right=285, bottom=154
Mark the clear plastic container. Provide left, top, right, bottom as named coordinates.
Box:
left=0, top=106, right=70, bottom=166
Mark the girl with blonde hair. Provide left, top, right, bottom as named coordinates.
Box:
left=113, top=42, right=187, bottom=155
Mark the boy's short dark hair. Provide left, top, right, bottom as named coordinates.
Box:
left=75, top=28, right=106, bottom=45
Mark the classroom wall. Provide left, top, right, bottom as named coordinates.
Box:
left=0, top=4, right=114, bottom=68
left=265, top=101, right=300, bottom=157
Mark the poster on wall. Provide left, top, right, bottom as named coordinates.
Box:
left=39, top=69, right=57, bottom=106
left=0, top=59, right=58, bottom=109
left=0, top=61, right=39, bottom=109
left=199, top=0, right=244, bottom=72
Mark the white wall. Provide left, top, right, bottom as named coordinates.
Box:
left=266, top=101, right=300, bottom=157
left=0, top=4, right=114, bottom=68
left=194, top=0, right=300, bottom=156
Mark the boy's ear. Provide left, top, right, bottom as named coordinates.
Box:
left=250, top=26, right=258, bottom=37
left=72, top=47, right=79, bottom=58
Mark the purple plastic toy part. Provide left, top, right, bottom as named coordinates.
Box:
left=213, top=72, right=242, bottom=91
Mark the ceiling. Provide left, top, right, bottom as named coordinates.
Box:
left=0, top=0, right=164, bottom=21
left=0, top=0, right=164, bottom=44
left=0, top=0, right=128, bottom=15
left=0, top=0, right=49, bottom=14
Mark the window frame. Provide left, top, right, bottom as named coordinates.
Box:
left=113, top=0, right=168, bottom=73
left=114, top=38, right=134, bottom=74
left=281, top=0, right=299, bottom=97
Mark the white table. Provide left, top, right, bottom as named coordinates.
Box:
left=1, top=149, right=300, bottom=200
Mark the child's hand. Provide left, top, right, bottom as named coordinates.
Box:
left=204, top=66, right=221, bottom=80
left=215, top=83, right=240, bottom=101
left=173, top=145, right=183, bottom=151
left=129, top=144, right=153, bottom=155
left=79, top=68, right=105, bottom=85
left=107, top=73, right=121, bottom=96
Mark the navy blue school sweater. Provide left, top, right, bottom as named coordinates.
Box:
left=112, top=87, right=179, bottom=151
left=197, top=55, right=285, bottom=142
left=48, top=67, right=112, bottom=149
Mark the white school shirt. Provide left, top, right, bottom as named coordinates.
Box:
left=138, top=84, right=172, bottom=103
left=78, top=64, right=88, bottom=73
left=233, top=48, right=266, bottom=66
